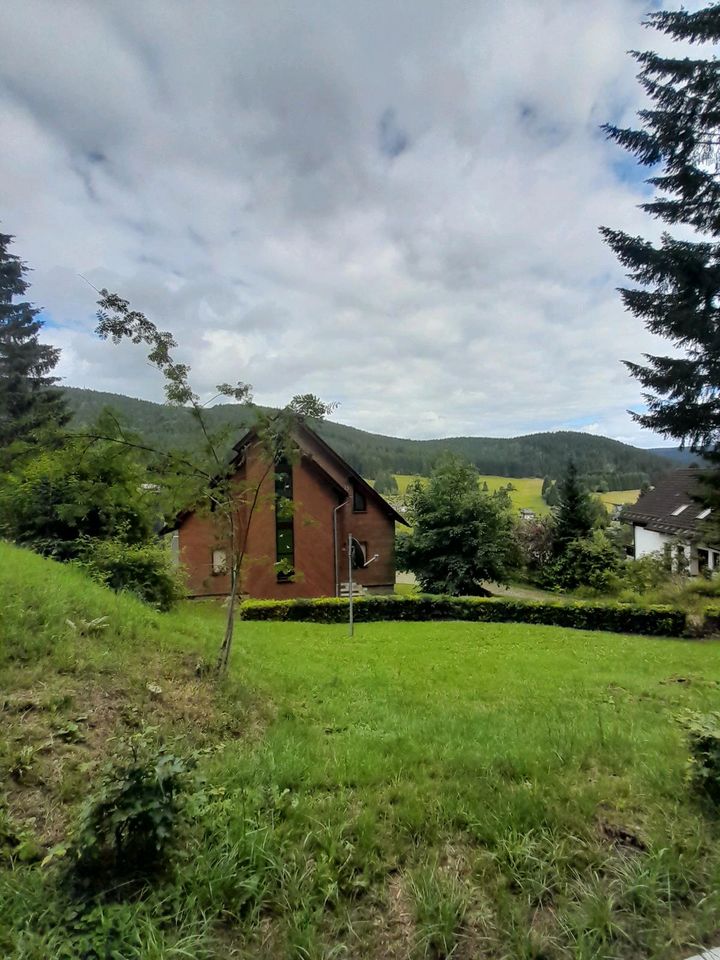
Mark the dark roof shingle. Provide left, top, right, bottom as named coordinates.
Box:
left=621, top=468, right=713, bottom=537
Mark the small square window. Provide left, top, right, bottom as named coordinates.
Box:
left=212, top=549, right=227, bottom=575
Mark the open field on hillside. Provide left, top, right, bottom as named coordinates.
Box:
left=394, top=473, right=550, bottom=514
left=3, top=543, right=720, bottom=958
left=600, top=488, right=642, bottom=508
left=394, top=474, right=640, bottom=515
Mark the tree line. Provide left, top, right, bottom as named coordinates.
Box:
left=64, top=386, right=669, bottom=490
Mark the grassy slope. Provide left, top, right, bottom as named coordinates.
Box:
left=4, top=544, right=720, bottom=957
left=600, top=488, right=641, bottom=508
left=395, top=474, right=640, bottom=516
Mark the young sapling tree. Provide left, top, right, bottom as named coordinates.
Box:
left=94, top=291, right=333, bottom=673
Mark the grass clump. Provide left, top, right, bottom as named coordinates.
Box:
left=684, top=711, right=720, bottom=805
left=407, top=864, right=469, bottom=958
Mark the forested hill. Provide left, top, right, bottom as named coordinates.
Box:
left=64, top=387, right=672, bottom=489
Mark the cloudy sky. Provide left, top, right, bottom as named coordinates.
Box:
left=0, top=0, right=699, bottom=446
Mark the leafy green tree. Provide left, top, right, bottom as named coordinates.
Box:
left=374, top=469, right=398, bottom=496
left=0, top=232, right=68, bottom=460
left=601, top=5, right=720, bottom=463
left=0, top=417, right=160, bottom=561
left=554, top=461, right=594, bottom=552
left=396, top=455, right=515, bottom=594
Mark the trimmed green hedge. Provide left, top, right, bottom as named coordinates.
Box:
left=239, top=594, right=688, bottom=637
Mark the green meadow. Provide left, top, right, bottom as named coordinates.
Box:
left=393, top=474, right=640, bottom=516
left=2, top=542, right=720, bottom=958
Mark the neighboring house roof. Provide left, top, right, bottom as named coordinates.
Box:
left=621, top=468, right=715, bottom=539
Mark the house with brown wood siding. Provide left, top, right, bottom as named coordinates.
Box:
left=172, top=420, right=408, bottom=600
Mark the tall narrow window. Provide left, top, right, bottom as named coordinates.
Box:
left=352, top=485, right=366, bottom=512
left=275, top=458, right=294, bottom=581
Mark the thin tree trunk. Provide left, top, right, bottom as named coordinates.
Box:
left=215, top=455, right=274, bottom=674
left=216, top=513, right=238, bottom=674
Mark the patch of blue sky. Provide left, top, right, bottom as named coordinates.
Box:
left=38, top=309, right=60, bottom=330
left=378, top=108, right=409, bottom=159
left=610, top=153, right=655, bottom=196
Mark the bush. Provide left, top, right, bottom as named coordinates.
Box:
left=64, top=729, right=196, bottom=890
left=685, top=713, right=720, bottom=805
left=0, top=431, right=161, bottom=561
left=513, top=515, right=555, bottom=574
left=542, top=531, right=620, bottom=592
left=240, top=594, right=687, bottom=637
left=77, top=538, right=185, bottom=611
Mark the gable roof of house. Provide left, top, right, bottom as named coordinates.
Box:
left=231, top=418, right=410, bottom=526
left=621, top=468, right=714, bottom=539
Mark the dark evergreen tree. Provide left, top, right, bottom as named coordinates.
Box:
left=0, top=232, right=68, bottom=456
left=544, top=481, right=560, bottom=507
left=541, top=476, right=551, bottom=497
left=374, top=469, right=398, bottom=496
left=601, top=5, right=720, bottom=454
left=553, top=461, right=594, bottom=553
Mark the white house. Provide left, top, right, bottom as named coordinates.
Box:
left=622, top=468, right=719, bottom=575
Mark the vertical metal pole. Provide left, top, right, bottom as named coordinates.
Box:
left=348, top=533, right=354, bottom=638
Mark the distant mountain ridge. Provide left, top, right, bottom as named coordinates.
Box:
left=64, top=387, right=676, bottom=490
left=647, top=446, right=708, bottom=467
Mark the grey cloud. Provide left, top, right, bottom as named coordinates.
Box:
left=0, top=0, right=700, bottom=445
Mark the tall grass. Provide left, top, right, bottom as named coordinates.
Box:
left=3, top=542, right=720, bottom=957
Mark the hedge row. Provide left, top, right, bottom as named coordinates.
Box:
left=239, top=594, right=688, bottom=637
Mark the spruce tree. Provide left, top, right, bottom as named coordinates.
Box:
left=545, top=481, right=560, bottom=507
left=0, top=232, right=68, bottom=453
left=554, top=461, right=594, bottom=552
left=601, top=4, right=720, bottom=452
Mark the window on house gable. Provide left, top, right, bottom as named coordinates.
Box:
left=352, top=485, right=366, bottom=512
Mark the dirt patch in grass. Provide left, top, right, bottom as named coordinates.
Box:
left=597, top=818, right=647, bottom=854
left=372, top=873, right=417, bottom=959
left=1, top=657, right=246, bottom=850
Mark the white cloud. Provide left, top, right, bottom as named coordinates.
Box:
left=0, top=0, right=703, bottom=445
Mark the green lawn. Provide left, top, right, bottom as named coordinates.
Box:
left=4, top=544, right=720, bottom=958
